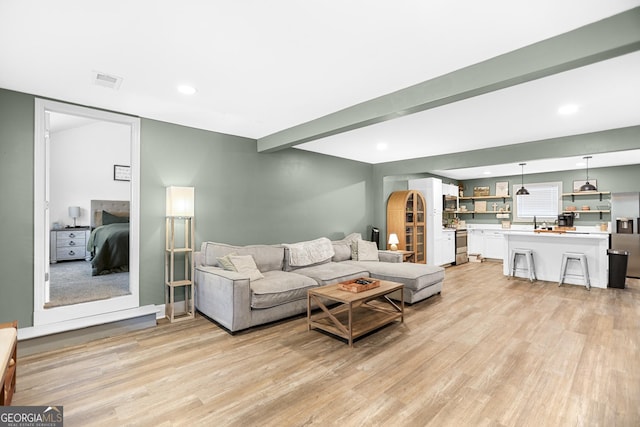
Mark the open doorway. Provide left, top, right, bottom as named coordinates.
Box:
left=33, top=99, right=141, bottom=327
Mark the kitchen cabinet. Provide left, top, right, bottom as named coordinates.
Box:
left=467, top=228, right=505, bottom=260
left=483, top=230, right=505, bottom=260
left=440, top=230, right=456, bottom=265
left=468, top=229, right=483, bottom=255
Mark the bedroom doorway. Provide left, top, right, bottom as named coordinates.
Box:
left=33, top=99, right=141, bottom=327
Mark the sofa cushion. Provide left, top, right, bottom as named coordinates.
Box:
left=352, top=239, right=379, bottom=261
left=250, top=271, right=318, bottom=309
left=201, top=242, right=284, bottom=272
left=293, top=262, right=369, bottom=286
left=228, top=255, right=264, bottom=281
left=345, top=261, right=444, bottom=292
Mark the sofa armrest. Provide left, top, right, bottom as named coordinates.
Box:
left=378, top=250, right=403, bottom=263
left=194, top=266, right=252, bottom=332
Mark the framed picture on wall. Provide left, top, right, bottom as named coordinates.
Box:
left=495, top=181, right=509, bottom=197
left=573, top=180, right=597, bottom=192
left=114, top=165, right=131, bottom=181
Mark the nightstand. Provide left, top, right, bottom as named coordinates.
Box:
left=50, top=227, right=90, bottom=263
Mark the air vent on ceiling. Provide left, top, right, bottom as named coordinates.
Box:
left=92, top=71, right=123, bottom=90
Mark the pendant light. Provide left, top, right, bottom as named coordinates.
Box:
left=516, top=163, right=529, bottom=195
left=579, top=156, right=597, bottom=191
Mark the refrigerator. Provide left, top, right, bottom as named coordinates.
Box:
left=610, top=192, right=640, bottom=278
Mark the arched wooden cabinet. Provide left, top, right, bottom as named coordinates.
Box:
left=387, top=190, right=426, bottom=263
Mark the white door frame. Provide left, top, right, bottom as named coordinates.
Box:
left=33, top=98, right=141, bottom=327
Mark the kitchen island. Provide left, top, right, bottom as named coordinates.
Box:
left=502, top=231, right=610, bottom=288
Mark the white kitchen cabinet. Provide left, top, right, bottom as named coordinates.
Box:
left=483, top=230, right=505, bottom=260
left=440, top=230, right=456, bottom=265
left=468, top=229, right=483, bottom=255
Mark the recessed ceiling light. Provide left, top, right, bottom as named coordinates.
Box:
left=557, top=104, right=579, bottom=115
left=177, top=85, right=196, bottom=95
left=376, top=142, right=388, bottom=151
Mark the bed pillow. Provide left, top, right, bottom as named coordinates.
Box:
left=102, top=210, right=129, bottom=225
left=228, top=254, right=264, bottom=281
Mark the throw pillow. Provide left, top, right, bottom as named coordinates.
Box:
left=228, top=254, right=264, bottom=281
left=102, top=210, right=129, bottom=225
left=332, top=242, right=352, bottom=262
left=217, top=252, right=238, bottom=270
left=353, top=239, right=379, bottom=261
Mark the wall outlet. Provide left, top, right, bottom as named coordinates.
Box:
left=574, top=212, right=579, bottom=219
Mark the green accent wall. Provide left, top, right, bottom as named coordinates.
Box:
left=1, top=85, right=638, bottom=330
left=0, top=89, right=34, bottom=328
left=0, top=88, right=374, bottom=327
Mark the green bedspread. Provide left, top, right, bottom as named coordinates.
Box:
left=87, top=223, right=129, bottom=276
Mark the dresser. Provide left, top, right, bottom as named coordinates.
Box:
left=50, top=227, right=90, bottom=263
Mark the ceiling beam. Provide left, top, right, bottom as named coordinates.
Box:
left=257, top=7, right=640, bottom=153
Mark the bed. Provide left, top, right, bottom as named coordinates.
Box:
left=87, top=200, right=130, bottom=276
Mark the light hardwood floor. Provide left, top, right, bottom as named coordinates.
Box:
left=13, top=262, right=640, bottom=426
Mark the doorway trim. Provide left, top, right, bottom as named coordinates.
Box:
left=33, top=99, right=141, bottom=328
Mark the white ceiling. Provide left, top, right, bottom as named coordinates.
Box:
left=1, top=1, right=639, bottom=178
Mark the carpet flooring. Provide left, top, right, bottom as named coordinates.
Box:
left=46, top=260, right=130, bottom=308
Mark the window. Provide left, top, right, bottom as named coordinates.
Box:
left=513, top=181, right=563, bottom=221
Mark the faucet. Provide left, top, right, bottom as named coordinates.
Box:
left=533, top=216, right=537, bottom=229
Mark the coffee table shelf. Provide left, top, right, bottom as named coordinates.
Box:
left=307, top=280, right=404, bottom=347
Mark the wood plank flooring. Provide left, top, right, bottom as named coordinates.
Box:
left=13, top=261, right=640, bottom=426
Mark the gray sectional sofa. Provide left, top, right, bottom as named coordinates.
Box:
left=194, top=234, right=444, bottom=332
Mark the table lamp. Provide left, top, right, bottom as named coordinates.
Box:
left=388, top=233, right=399, bottom=251
left=68, top=206, right=80, bottom=227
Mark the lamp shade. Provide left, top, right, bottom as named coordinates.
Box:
left=68, top=206, right=80, bottom=218
left=388, top=233, right=399, bottom=245
left=166, top=186, right=195, bottom=217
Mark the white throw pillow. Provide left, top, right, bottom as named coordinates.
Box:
left=228, top=254, right=264, bottom=281
left=217, top=252, right=237, bottom=270
left=352, top=240, right=379, bottom=261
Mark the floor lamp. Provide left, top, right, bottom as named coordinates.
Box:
left=165, top=186, right=195, bottom=322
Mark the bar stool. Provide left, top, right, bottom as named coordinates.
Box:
left=559, top=252, right=590, bottom=290
left=510, top=248, right=536, bottom=282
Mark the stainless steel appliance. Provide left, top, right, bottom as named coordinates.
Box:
left=611, top=192, right=640, bottom=278
left=455, top=229, right=468, bottom=265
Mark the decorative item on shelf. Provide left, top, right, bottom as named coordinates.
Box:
left=491, top=202, right=498, bottom=212
left=473, top=186, right=490, bottom=197
left=68, top=206, right=80, bottom=227
left=475, top=201, right=487, bottom=212
left=388, top=233, right=399, bottom=251
left=515, top=163, right=529, bottom=195
left=581, top=205, right=591, bottom=211
left=495, top=181, right=509, bottom=197
left=566, top=205, right=577, bottom=211
left=579, top=156, right=597, bottom=191
left=165, top=186, right=196, bottom=323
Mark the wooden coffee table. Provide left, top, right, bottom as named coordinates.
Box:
left=307, top=280, right=404, bottom=347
